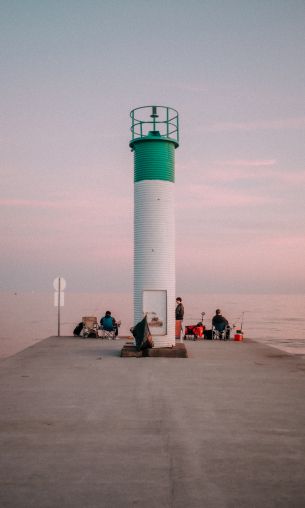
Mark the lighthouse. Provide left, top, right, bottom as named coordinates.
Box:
left=130, top=105, right=179, bottom=347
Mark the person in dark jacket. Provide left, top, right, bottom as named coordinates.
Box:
left=212, top=309, right=230, bottom=339
left=212, top=309, right=228, bottom=329
left=175, top=297, right=184, bottom=340
left=175, top=298, right=184, bottom=320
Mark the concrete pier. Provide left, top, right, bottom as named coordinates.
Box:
left=0, top=337, right=305, bottom=507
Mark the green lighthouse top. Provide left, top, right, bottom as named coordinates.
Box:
left=129, top=105, right=179, bottom=150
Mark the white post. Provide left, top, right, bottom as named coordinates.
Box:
left=57, top=277, right=61, bottom=337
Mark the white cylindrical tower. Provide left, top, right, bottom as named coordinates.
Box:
left=130, top=106, right=179, bottom=347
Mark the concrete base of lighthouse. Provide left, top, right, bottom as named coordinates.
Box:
left=121, top=342, right=188, bottom=358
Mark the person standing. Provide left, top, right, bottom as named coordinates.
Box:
left=175, top=297, right=184, bottom=340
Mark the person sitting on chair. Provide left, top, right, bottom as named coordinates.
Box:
left=212, top=309, right=230, bottom=339
left=100, top=311, right=118, bottom=336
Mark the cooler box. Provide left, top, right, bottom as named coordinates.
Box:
left=184, top=325, right=205, bottom=340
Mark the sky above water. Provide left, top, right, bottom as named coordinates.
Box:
left=1, top=0, right=305, bottom=294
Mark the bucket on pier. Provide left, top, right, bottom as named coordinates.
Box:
left=234, top=330, right=244, bottom=341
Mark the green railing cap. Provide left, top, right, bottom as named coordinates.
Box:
left=130, top=105, right=179, bottom=150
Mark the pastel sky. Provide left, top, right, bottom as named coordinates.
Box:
left=1, top=0, right=305, bottom=293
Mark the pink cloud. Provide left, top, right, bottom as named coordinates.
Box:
left=176, top=160, right=278, bottom=183
left=277, top=171, right=305, bottom=185
left=214, top=159, right=277, bottom=167
left=263, top=235, right=305, bottom=248
left=205, top=167, right=275, bottom=182
left=176, top=184, right=276, bottom=208
left=0, top=198, right=73, bottom=209
left=177, top=166, right=275, bottom=185
left=178, top=161, right=305, bottom=186
left=177, top=234, right=305, bottom=282
left=207, top=117, right=305, bottom=132
left=0, top=192, right=132, bottom=215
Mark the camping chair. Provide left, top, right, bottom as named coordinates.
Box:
left=99, top=319, right=121, bottom=340
left=99, top=327, right=116, bottom=340
left=212, top=323, right=230, bottom=341
left=82, top=316, right=99, bottom=338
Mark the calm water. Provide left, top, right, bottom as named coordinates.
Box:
left=0, top=292, right=305, bottom=359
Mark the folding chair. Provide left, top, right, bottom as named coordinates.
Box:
left=99, top=327, right=116, bottom=340
left=82, top=316, right=99, bottom=338
left=212, top=323, right=230, bottom=340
